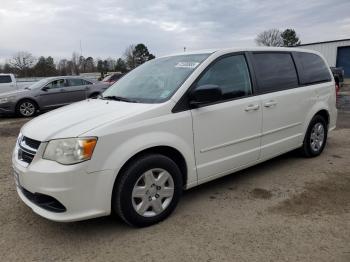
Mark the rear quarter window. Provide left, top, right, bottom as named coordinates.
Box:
left=82, top=80, right=93, bottom=85
left=293, top=52, right=332, bottom=85
left=67, top=79, right=83, bottom=86
left=252, top=53, right=299, bottom=93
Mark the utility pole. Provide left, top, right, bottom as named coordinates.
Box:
left=80, top=40, right=83, bottom=57
left=184, top=46, right=186, bottom=52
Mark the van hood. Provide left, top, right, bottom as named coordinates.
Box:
left=21, top=99, right=157, bottom=141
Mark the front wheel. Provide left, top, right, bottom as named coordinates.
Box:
left=16, top=100, right=37, bottom=117
left=300, top=115, right=328, bottom=157
left=112, top=154, right=183, bottom=227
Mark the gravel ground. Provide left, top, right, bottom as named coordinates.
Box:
left=0, top=98, right=349, bottom=261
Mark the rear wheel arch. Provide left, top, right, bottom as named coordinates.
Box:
left=303, top=106, right=330, bottom=134
left=314, top=109, right=329, bottom=127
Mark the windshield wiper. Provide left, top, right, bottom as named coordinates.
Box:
left=101, top=96, right=138, bottom=103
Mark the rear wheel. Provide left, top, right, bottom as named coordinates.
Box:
left=16, top=99, right=37, bottom=117
left=300, top=115, right=327, bottom=157
left=112, top=154, right=183, bottom=227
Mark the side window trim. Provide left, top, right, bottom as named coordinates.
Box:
left=245, top=51, right=259, bottom=96
left=172, top=52, right=256, bottom=113
left=291, top=52, right=301, bottom=86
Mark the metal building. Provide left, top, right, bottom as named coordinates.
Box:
left=298, top=38, right=350, bottom=78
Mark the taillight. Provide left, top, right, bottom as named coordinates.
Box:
left=335, top=83, right=339, bottom=104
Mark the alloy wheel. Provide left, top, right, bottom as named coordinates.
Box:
left=310, top=122, right=325, bottom=152
left=19, top=102, right=35, bottom=116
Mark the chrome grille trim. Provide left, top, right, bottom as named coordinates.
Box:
left=18, top=136, right=41, bottom=165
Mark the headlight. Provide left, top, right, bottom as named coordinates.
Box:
left=43, top=137, right=97, bottom=165
left=0, top=96, right=15, bottom=104
left=17, top=132, right=23, bottom=145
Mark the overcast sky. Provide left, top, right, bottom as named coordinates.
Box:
left=0, top=0, right=350, bottom=62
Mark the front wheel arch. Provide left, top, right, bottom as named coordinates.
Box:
left=113, top=146, right=188, bottom=191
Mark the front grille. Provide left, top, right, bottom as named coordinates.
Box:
left=20, top=150, right=35, bottom=163
left=18, top=136, right=41, bottom=164
left=22, top=136, right=40, bottom=150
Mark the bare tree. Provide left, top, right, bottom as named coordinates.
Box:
left=255, top=29, right=283, bottom=47
left=124, top=44, right=136, bottom=70
left=10, top=51, right=36, bottom=77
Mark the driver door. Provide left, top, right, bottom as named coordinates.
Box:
left=38, top=79, right=68, bottom=109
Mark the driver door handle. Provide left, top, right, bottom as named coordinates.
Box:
left=245, top=104, right=260, bottom=112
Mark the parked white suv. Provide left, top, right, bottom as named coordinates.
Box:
left=12, top=47, right=337, bottom=227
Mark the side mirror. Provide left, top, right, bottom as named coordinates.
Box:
left=189, top=84, right=222, bottom=108
left=42, top=86, right=49, bottom=91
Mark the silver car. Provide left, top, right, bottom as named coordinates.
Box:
left=0, top=76, right=109, bottom=117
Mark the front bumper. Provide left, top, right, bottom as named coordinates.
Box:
left=12, top=143, right=116, bottom=222
left=0, top=102, right=16, bottom=114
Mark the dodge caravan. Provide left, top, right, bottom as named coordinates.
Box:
left=12, top=47, right=337, bottom=227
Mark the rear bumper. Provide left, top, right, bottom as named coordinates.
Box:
left=330, top=107, right=337, bottom=131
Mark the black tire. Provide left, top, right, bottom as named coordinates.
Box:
left=112, top=154, right=183, bottom=227
left=300, top=115, right=328, bottom=157
left=16, top=99, right=37, bottom=117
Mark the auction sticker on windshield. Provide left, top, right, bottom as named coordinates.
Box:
left=175, top=62, right=200, bottom=69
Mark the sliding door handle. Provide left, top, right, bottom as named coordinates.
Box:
left=245, top=104, right=260, bottom=112
left=264, top=101, right=277, bottom=108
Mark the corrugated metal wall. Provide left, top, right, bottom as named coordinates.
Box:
left=298, top=40, right=350, bottom=67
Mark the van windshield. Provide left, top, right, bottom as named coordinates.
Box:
left=102, top=53, right=210, bottom=103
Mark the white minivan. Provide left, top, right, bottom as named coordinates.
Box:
left=12, top=47, right=337, bottom=227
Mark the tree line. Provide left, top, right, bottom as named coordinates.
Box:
left=0, top=43, right=155, bottom=78
left=255, top=28, right=301, bottom=47
left=0, top=31, right=300, bottom=78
